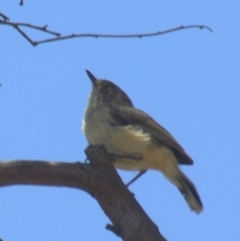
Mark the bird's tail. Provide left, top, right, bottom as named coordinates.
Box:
left=169, top=169, right=203, bottom=214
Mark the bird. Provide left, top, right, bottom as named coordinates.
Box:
left=82, top=70, right=203, bottom=214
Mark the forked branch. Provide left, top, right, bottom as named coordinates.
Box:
left=0, top=14, right=212, bottom=47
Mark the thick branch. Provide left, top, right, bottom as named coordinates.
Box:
left=0, top=145, right=167, bottom=241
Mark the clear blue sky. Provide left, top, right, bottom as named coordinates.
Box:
left=1, top=1, right=239, bottom=240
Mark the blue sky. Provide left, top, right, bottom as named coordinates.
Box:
left=1, top=1, right=240, bottom=240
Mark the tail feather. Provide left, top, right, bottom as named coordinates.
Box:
left=175, top=172, right=203, bottom=214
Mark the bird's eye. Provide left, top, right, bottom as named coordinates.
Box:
left=101, top=86, right=108, bottom=93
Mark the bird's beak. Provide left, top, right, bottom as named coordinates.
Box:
left=86, top=70, right=97, bottom=86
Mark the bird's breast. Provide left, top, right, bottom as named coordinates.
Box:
left=83, top=112, right=151, bottom=153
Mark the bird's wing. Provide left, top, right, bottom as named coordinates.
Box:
left=110, top=105, right=193, bottom=165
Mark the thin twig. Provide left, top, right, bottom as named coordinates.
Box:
left=0, top=18, right=212, bottom=47
left=12, top=24, right=37, bottom=46
left=0, top=12, right=10, bottom=21
left=0, top=20, right=60, bottom=36
left=35, top=25, right=212, bottom=46
left=17, top=22, right=60, bottom=36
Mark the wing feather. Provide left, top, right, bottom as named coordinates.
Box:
left=110, top=105, right=193, bottom=165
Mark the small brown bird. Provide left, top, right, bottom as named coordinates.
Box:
left=82, top=70, right=203, bottom=214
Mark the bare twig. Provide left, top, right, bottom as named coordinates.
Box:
left=13, top=24, right=37, bottom=46
left=0, top=12, right=10, bottom=21
left=34, top=24, right=213, bottom=46
left=0, top=20, right=60, bottom=36
left=0, top=19, right=61, bottom=46
left=106, top=224, right=122, bottom=237
left=13, top=22, right=60, bottom=36
left=0, top=17, right=212, bottom=47
left=19, top=0, right=24, bottom=6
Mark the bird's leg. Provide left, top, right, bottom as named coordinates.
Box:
left=126, top=170, right=147, bottom=187
left=108, top=152, right=145, bottom=185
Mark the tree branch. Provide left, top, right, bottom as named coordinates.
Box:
left=0, top=12, right=9, bottom=21
left=0, top=14, right=212, bottom=47
left=0, top=145, right=167, bottom=241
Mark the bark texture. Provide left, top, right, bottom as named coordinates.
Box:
left=0, top=145, right=167, bottom=241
